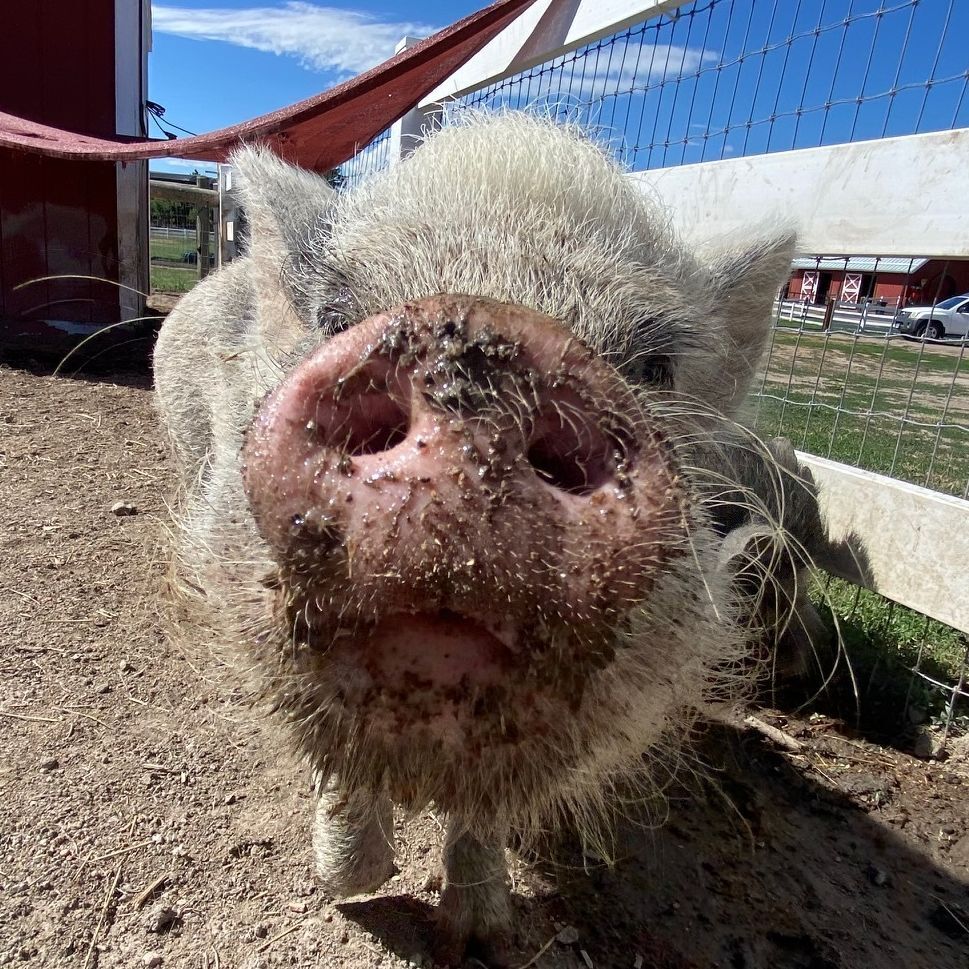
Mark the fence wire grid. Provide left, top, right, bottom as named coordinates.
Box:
left=755, top=260, right=969, bottom=738
left=460, top=0, right=968, bottom=170
left=759, top=258, right=969, bottom=501
left=340, top=128, right=394, bottom=190
left=149, top=199, right=217, bottom=296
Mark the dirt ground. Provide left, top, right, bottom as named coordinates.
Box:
left=761, top=333, right=969, bottom=422
left=1, top=357, right=967, bottom=969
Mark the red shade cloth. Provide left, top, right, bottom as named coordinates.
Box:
left=0, top=0, right=536, bottom=171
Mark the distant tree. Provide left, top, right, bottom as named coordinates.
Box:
left=150, top=197, right=202, bottom=229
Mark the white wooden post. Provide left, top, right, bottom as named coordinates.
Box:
left=218, top=163, right=240, bottom=267
left=389, top=36, right=442, bottom=164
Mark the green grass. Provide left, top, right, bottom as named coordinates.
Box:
left=150, top=265, right=198, bottom=294
left=821, top=578, right=967, bottom=678
left=150, top=232, right=198, bottom=263
left=811, top=576, right=967, bottom=729
left=149, top=232, right=215, bottom=276
left=752, top=329, right=969, bottom=725
left=752, top=397, right=969, bottom=498
left=752, top=330, right=969, bottom=497
left=149, top=230, right=216, bottom=294
left=776, top=326, right=969, bottom=373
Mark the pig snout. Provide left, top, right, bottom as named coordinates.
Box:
left=241, top=295, right=687, bottom=733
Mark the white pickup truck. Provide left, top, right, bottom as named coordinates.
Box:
left=893, top=293, right=969, bottom=340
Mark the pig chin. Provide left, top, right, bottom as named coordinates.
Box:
left=334, top=612, right=526, bottom=744
left=284, top=596, right=598, bottom=749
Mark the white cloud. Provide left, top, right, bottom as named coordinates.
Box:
left=564, top=42, right=718, bottom=99
left=151, top=2, right=438, bottom=76
left=475, top=41, right=718, bottom=109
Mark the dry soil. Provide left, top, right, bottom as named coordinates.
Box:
left=0, top=358, right=967, bottom=969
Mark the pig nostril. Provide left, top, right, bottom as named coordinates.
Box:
left=338, top=393, right=409, bottom=456
left=527, top=411, right=613, bottom=496
left=527, top=439, right=590, bottom=494
left=311, top=361, right=411, bottom=457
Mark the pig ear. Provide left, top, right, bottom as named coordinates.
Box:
left=229, top=146, right=338, bottom=352
left=230, top=145, right=337, bottom=262
left=678, top=231, right=796, bottom=416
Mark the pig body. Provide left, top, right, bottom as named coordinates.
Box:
left=155, top=113, right=804, bottom=962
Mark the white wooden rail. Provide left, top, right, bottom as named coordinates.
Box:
left=631, top=129, right=969, bottom=259
left=800, top=454, right=969, bottom=637
left=389, top=0, right=969, bottom=628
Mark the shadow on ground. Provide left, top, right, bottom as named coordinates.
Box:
left=347, top=722, right=967, bottom=969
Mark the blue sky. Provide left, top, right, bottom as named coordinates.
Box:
left=148, top=0, right=480, bottom=172
left=148, top=0, right=968, bottom=175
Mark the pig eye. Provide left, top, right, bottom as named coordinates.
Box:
left=631, top=354, right=672, bottom=387
left=313, top=285, right=357, bottom=335
left=624, top=316, right=673, bottom=386
left=315, top=304, right=353, bottom=336
left=317, top=311, right=352, bottom=336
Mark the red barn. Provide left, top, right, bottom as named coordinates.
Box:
left=785, top=257, right=969, bottom=309
left=0, top=0, right=150, bottom=353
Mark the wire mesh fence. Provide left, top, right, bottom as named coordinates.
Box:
left=149, top=186, right=218, bottom=296
left=756, top=257, right=969, bottom=501
left=459, top=0, right=968, bottom=169
left=339, top=128, right=395, bottom=190
left=753, top=257, right=969, bottom=742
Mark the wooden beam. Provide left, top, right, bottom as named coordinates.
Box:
left=631, top=129, right=969, bottom=259
left=149, top=180, right=218, bottom=205
left=799, top=452, right=969, bottom=635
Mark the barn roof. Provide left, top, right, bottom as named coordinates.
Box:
left=0, top=0, right=535, bottom=172
left=791, top=257, right=929, bottom=274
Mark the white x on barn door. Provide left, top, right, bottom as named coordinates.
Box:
left=842, top=272, right=862, bottom=303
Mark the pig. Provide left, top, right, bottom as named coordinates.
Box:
left=154, top=111, right=809, bottom=963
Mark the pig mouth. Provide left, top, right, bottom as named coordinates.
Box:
left=318, top=609, right=568, bottom=756
left=354, top=611, right=518, bottom=689
left=294, top=603, right=582, bottom=744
